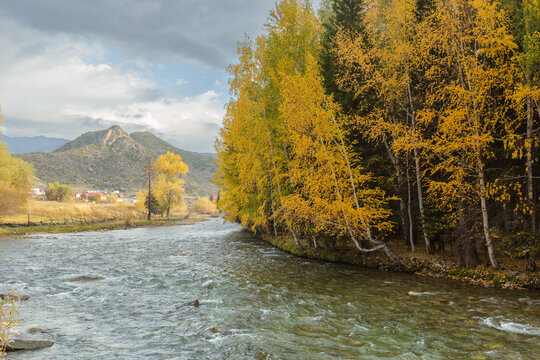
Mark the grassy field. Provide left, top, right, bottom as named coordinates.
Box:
left=0, top=200, right=203, bottom=236
left=0, top=200, right=139, bottom=225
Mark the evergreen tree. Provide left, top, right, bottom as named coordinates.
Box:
left=320, top=0, right=367, bottom=112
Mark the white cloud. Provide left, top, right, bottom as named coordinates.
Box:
left=176, top=78, right=189, bottom=86
left=0, top=18, right=224, bottom=152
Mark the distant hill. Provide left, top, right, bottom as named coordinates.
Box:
left=18, top=125, right=217, bottom=196
left=194, top=152, right=217, bottom=158
left=130, top=131, right=216, bottom=183
left=1, top=135, right=69, bottom=154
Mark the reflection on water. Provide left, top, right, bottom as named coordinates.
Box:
left=1, top=218, right=539, bottom=359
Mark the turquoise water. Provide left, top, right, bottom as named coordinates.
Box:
left=1, top=218, right=539, bottom=359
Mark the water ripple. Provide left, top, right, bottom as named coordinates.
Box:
left=1, top=218, right=539, bottom=359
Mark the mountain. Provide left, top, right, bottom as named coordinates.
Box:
left=1, top=135, right=69, bottom=154
left=130, top=131, right=216, bottom=183
left=54, top=125, right=135, bottom=153
left=130, top=131, right=218, bottom=195
left=18, top=126, right=218, bottom=196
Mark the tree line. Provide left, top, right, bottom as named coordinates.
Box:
left=215, top=0, right=540, bottom=270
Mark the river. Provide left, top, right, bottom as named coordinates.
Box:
left=1, top=218, right=539, bottom=359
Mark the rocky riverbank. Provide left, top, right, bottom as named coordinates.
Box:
left=261, top=234, right=540, bottom=291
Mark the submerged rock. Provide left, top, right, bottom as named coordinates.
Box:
left=203, top=326, right=228, bottom=336
left=27, top=328, right=52, bottom=334
left=407, top=291, right=438, bottom=296
left=0, top=294, right=29, bottom=301
left=6, top=334, right=54, bottom=351
left=65, top=276, right=105, bottom=282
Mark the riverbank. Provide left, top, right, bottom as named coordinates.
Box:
left=0, top=216, right=206, bottom=236
left=261, top=233, right=540, bottom=291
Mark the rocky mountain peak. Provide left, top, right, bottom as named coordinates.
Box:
left=53, top=125, right=138, bottom=153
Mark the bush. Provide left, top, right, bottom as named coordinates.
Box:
left=45, top=182, right=72, bottom=202
left=499, top=231, right=540, bottom=271
left=123, top=210, right=134, bottom=226
left=88, top=194, right=101, bottom=203
left=193, top=197, right=219, bottom=215
left=134, top=190, right=163, bottom=215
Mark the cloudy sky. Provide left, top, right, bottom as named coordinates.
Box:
left=0, top=0, right=321, bottom=152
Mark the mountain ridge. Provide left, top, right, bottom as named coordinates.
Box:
left=1, top=135, right=69, bottom=154
left=18, top=126, right=217, bottom=196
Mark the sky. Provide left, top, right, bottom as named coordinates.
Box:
left=0, top=0, right=321, bottom=153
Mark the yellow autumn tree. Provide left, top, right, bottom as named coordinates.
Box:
left=0, top=107, right=34, bottom=216
left=279, top=54, right=399, bottom=260
left=506, top=0, right=540, bottom=235
left=215, top=39, right=274, bottom=232
left=335, top=0, right=432, bottom=253
left=153, top=152, right=188, bottom=217
left=217, top=0, right=322, bottom=248
left=419, top=0, right=518, bottom=269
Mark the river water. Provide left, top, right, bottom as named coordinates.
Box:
left=1, top=218, right=539, bottom=359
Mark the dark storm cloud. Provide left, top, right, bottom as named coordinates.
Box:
left=0, top=0, right=278, bottom=68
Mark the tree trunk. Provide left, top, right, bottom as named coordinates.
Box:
left=267, top=133, right=302, bottom=249
left=525, top=7, right=537, bottom=235
left=320, top=133, right=403, bottom=265
left=399, top=34, right=430, bottom=253
left=280, top=143, right=302, bottom=248
left=383, top=138, right=410, bottom=248
left=147, top=172, right=152, bottom=221
left=458, top=154, right=480, bottom=268
left=413, top=145, right=430, bottom=253
left=406, top=155, right=415, bottom=252
left=527, top=97, right=536, bottom=234
left=269, top=182, right=278, bottom=237
left=478, top=160, right=499, bottom=269
left=525, top=252, right=537, bottom=272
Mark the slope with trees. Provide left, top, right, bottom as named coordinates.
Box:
left=216, top=0, right=540, bottom=274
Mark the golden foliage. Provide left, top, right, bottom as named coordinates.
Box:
left=152, top=152, right=189, bottom=216
left=216, top=0, right=395, bottom=256
left=0, top=144, right=33, bottom=217
left=193, top=197, right=218, bottom=215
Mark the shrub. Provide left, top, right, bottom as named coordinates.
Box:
left=88, top=194, right=101, bottom=203
left=45, top=182, right=72, bottom=202
left=193, top=197, right=219, bottom=215
left=123, top=210, right=134, bottom=226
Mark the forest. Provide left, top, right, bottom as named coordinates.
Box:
left=215, top=0, right=540, bottom=271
